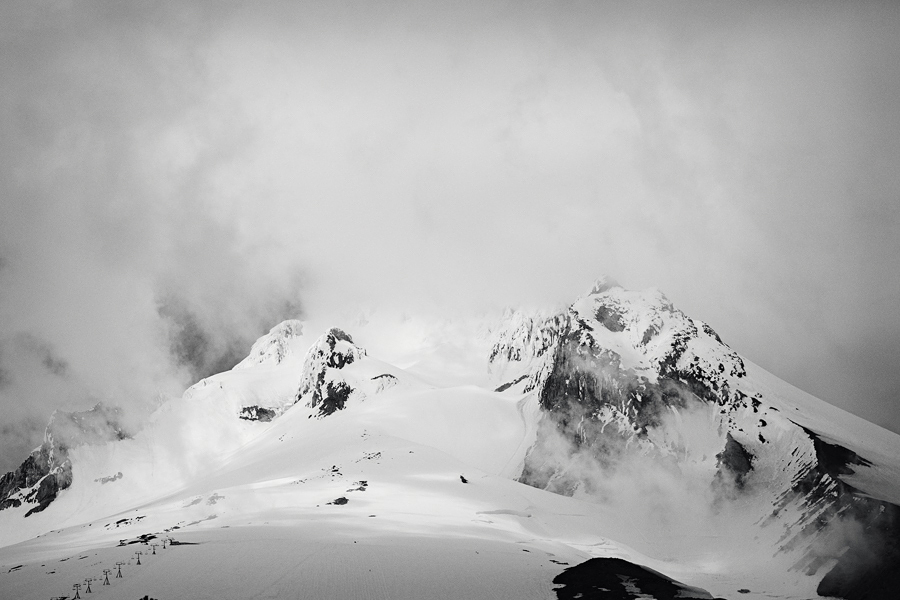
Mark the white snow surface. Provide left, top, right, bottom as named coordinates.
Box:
left=0, top=329, right=633, bottom=600
left=233, top=319, right=306, bottom=370
left=2, top=288, right=899, bottom=600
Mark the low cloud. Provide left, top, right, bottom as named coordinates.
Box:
left=1, top=1, right=899, bottom=472
left=157, top=291, right=303, bottom=384
left=0, top=416, right=46, bottom=472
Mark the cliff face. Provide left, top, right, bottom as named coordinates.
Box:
left=0, top=403, right=128, bottom=516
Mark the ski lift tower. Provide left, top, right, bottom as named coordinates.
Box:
left=102, top=569, right=111, bottom=585
left=135, top=550, right=143, bottom=565
left=115, top=561, right=125, bottom=578
left=72, top=582, right=82, bottom=599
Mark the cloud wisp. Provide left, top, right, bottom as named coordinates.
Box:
left=1, top=1, right=899, bottom=471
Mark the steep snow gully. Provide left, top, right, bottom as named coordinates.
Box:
left=2, top=278, right=899, bottom=600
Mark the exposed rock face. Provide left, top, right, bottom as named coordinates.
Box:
left=296, top=328, right=366, bottom=417
left=507, top=282, right=752, bottom=496
left=238, top=406, right=277, bottom=422
left=0, top=453, right=49, bottom=511
left=715, top=433, right=754, bottom=490
left=0, top=403, right=129, bottom=516
left=492, top=279, right=899, bottom=598
left=488, top=309, right=565, bottom=394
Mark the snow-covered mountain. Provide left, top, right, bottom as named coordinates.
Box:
left=1, top=279, right=898, bottom=600
left=491, top=278, right=900, bottom=599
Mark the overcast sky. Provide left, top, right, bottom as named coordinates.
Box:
left=1, top=1, right=899, bottom=472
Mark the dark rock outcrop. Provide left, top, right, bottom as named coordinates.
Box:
left=715, top=433, right=754, bottom=490
left=0, top=403, right=129, bottom=516
left=296, top=328, right=366, bottom=418
left=24, top=471, right=64, bottom=517
left=552, top=557, right=719, bottom=600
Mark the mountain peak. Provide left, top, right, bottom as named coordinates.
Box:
left=234, top=319, right=304, bottom=369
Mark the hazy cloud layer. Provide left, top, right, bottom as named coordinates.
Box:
left=1, top=1, right=899, bottom=471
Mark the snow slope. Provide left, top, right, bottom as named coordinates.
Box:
left=2, top=281, right=899, bottom=600
left=0, top=336, right=682, bottom=600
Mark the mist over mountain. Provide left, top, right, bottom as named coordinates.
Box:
left=2, top=3, right=900, bottom=598
left=2, top=0, right=900, bottom=481
left=1, top=279, right=898, bottom=600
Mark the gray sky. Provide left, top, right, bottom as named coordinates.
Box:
left=1, top=1, right=899, bottom=472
